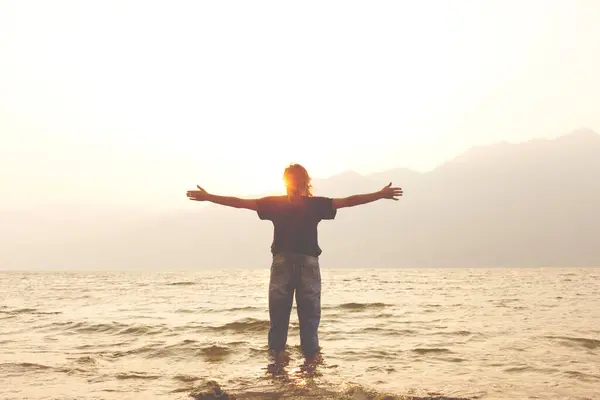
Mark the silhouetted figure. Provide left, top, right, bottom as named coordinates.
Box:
left=186, top=164, right=402, bottom=359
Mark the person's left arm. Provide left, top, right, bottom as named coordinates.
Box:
left=332, top=183, right=403, bottom=209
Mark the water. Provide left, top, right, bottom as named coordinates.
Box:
left=1, top=268, right=599, bottom=400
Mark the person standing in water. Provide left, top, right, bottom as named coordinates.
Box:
left=186, top=164, right=403, bottom=359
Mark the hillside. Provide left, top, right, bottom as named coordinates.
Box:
left=2, top=130, right=599, bottom=269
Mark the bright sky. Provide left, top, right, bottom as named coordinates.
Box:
left=1, top=0, right=599, bottom=210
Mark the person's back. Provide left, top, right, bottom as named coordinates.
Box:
left=256, top=195, right=336, bottom=257
left=186, top=163, right=402, bottom=360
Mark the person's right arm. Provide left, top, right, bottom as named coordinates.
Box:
left=187, top=185, right=257, bottom=210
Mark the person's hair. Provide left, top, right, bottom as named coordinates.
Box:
left=283, top=163, right=313, bottom=197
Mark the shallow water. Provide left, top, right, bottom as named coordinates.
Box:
left=1, top=268, right=599, bottom=400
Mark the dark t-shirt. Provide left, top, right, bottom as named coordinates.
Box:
left=256, top=196, right=336, bottom=257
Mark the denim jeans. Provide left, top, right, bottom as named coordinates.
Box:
left=268, top=252, right=321, bottom=355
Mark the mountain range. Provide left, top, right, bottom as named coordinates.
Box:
left=2, top=129, right=599, bottom=269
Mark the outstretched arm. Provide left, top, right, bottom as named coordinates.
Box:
left=186, top=185, right=258, bottom=210
left=332, top=183, right=403, bottom=209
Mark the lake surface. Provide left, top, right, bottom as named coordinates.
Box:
left=1, top=268, right=599, bottom=399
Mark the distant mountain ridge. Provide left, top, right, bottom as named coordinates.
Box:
left=2, top=130, right=599, bottom=269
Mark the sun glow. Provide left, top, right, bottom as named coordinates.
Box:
left=239, top=161, right=314, bottom=197
left=1, top=1, right=599, bottom=209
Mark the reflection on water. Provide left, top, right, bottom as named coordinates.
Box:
left=265, top=350, right=291, bottom=378
left=0, top=268, right=599, bottom=399
left=265, top=350, right=322, bottom=382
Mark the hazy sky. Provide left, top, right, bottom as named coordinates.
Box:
left=1, top=0, right=599, bottom=210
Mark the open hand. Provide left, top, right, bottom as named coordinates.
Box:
left=379, top=182, right=403, bottom=200
left=186, top=185, right=210, bottom=201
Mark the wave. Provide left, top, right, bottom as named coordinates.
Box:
left=412, top=348, right=453, bottom=355
left=337, top=349, right=401, bottom=360
left=182, top=306, right=264, bottom=314
left=504, top=365, right=559, bottom=374
left=228, top=306, right=262, bottom=312
left=75, top=340, right=133, bottom=350
left=110, top=343, right=167, bottom=359
left=74, top=356, right=97, bottom=365
left=44, top=321, right=169, bottom=336
left=188, top=379, right=473, bottom=400
left=175, top=308, right=196, bottom=313
left=173, top=374, right=202, bottom=383
left=118, top=325, right=169, bottom=335
left=206, top=318, right=270, bottom=333
left=108, top=339, right=242, bottom=362
left=348, top=327, right=417, bottom=337
left=373, top=313, right=394, bottom=319
left=115, top=371, right=161, bottom=380
left=328, top=302, right=391, bottom=311
left=545, top=335, right=600, bottom=349
left=198, top=344, right=233, bottom=361
left=0, top=362, right=90, bottom=377
left=366, top=365, right=396, bottom=373
left=0, top=362, right=52, bottom=372
left=445, top=357, right=467, bottom=363
left=0, top=307, right=61, bottom=315
left=428, top=330, right=478, bottom=337
left=1, top=361, right=474, bottom=399
left=564, top=370, right=600, bottom=382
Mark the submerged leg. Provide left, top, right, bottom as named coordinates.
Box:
left=268, top=254, right=294, bottom=352
left=295, top=255, right=322, bottom=356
